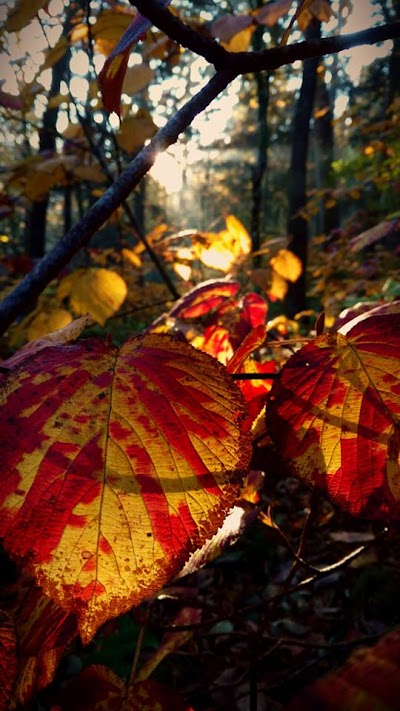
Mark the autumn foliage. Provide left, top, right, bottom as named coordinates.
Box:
left=1, top=0, right=400, bottom=709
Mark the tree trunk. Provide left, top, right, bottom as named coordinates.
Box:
left=286, top=19, right=321, bottom=317
left=25, top=29, right=71, bottom=257
left=314, top=71, right=339, bottom=237
left=250, top=20, right=271, bottom=259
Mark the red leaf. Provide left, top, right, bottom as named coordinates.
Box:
left=266, top=314, right=400, bottom=520
left=98, top=1, right=171, bottom=115
left=0, top=333, right=250, bottom=642
left=169, top=279, right=241, bottom=319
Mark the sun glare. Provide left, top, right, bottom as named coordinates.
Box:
left=150, top=152, right=184, bottom=194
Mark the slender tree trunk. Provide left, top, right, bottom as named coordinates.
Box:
left=25, top=27, right=71, bottom=257
left=286, top=19, right=321, bottom=317
left=250, top=19, right=271, bottom=259
left=314, top=72, right=339, bottom=236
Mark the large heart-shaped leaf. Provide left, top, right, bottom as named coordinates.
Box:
left=266, top=314, right=400, bottom=520
left=0, top=334, right=250, bottom=642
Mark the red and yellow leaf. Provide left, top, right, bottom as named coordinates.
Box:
left=169, top=279, right=240, bottom=320
left=0, top=334, right=250, bottom=642
left=266, top=313, right=400, bottom=520
left=0, top=611, right=16, bottom=711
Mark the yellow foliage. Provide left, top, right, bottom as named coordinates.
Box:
left=197, top=215, right=251, bottom=273
left=122, top=65, right=154, bottom=96
left=58, top=268, right=128, bottom=325
left=117, top=110, right=157, bottom=153
left=269, top=249, right=302, bottom=283
left=268, top=271, right=288, bottom=300
left=5, top=0, right=47, bottom=32
left=222, top=26, right=254, bottom=52
left=121, top=248, right=142, bottom=269
left=41, top=36, right=68, bottom=72
left=27, top=308, right=73, bottom=342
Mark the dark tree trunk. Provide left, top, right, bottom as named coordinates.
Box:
left=314, top=72, right=339, bottom=236
left=250, top=19, right=271, bottom=259
left=286, top=19, right=321, bottom=317
left=25, top=30, right=71, bottom=258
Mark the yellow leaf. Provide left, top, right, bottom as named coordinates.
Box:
left=117, top=110, right=157, bottom=153
left=41, top=36, right=68, bottom=72
left=121, top=248, right=142, bottom=269
left=57, top=268, right=128, bottom=325
left=173, top=263, right=192, bottom=281
left=5, top=0, right=47, bottom=32
left=122, top=64, right=154, bottom=96
left=91, top=8, right=135, bottom=56
left=27, top=309, right=73, bottom=342
left=268, top=271, right=288, bottom=300
left=70, top=23, right=89, bottom=43
left=47, top=93, right=70, bottom=110
left=73, top=164, right=106, bottom=183
left=269, top=249, right=302, bottom=283
left=226, top=214, right=252, bottom=255
left=222, top=26, right=254, bottom=52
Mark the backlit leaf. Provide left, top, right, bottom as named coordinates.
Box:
left=98, top=2, right=171, bottom=114
left=122, top=64, right=154, bottom=96
left=266, top=313, right=400, bottom=520
left=222, top=26, right=255, bottom=52
left=57, top=268, right=127, bottom=325
left=41, top=36, right=68, bottom=72
left=0, top=334, right=250, bottom=642
left=0, top=611, right=16, bottom=711
left=26, top=308, right=73, bottom=342
left=169, top=279, right=240, bottom=319
left=270, top=249, right=302, bottom=282
left=210, top=14, right=254, bottom=42
left=117, top=110, right=157, bottom=153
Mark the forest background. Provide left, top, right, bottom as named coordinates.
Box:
left=0, top=0, right=400, bottom=709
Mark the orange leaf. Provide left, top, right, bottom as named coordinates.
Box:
left=0, top=611, right=16, bottom=711
left=266, top=313, right=400, bottom=520
left=0, top=334, right=251, bottom=642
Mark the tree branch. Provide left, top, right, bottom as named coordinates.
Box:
left=131, top=1, right=400, bottom=74
left=0, top=70, right=234, bottom=337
